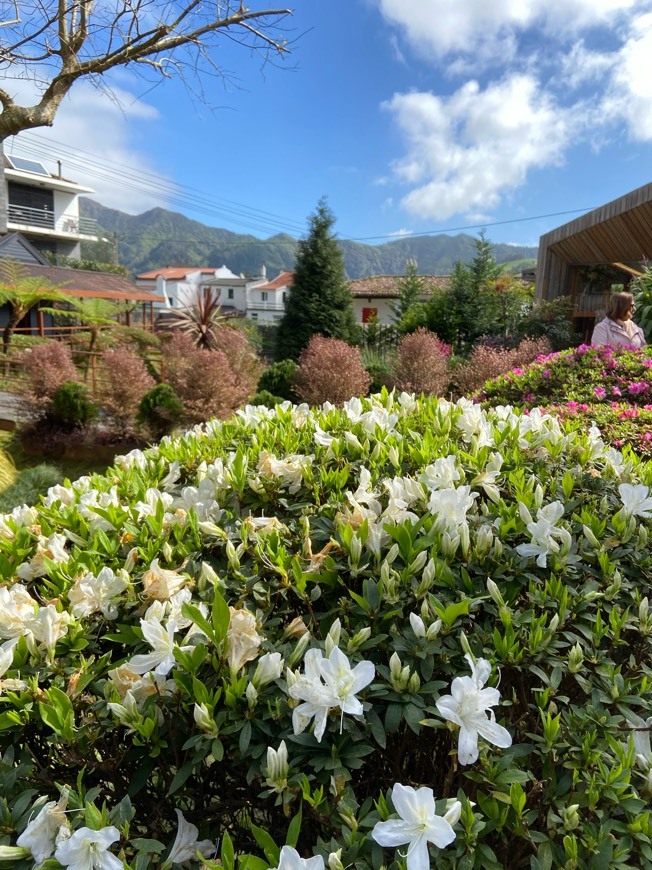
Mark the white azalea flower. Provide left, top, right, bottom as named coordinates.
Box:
left=420, top=456, right=461, bottom=492
left=0, top=585, right=38, bottom=640
left=626, top=712, right=652, bottom=779
left=16, top=532, right=69, bottom=580
left=253, top=652, right=284, bottom=687
left=619, top=483, right=652, bottom=518
left=68, top=567, right=129, bottom=619
left=0, top=503, right=38, bottom=538
left=271, top=845, right=324, bottom=870
left=129, top=617, right=190, bottom=676
left=265, top=740, right=289, bottom=792
left=142, top=558, right=187, bottom=601
left=371, top=783, right=459, bottom=870
left=16, top=793, right=69, bottom=865
left=165, top=809, right=215, bottom=866
left=257, top=451, right=313, bottom=493
left=108, top=664, right=175, bottom=705
left=289, top=646, right=374, bottom=742
left=54, top=825, right=122, bottom=870
left=226, top=608, right=262, bottom=673
left=436, top=654, right=512, bottom=764
left=0, top=637, right=18, bottom=678
left=114, top=448, right=148, bottom=470
left=134, top=488, right=174, bottom=521
left=29, top=605, right=71, bottom=657
left=428, top=486, right=478, bottom=535
left=516, top=501, right=567, bottom=567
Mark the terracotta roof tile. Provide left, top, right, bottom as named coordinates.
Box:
left=6, top=263, right=163, bottom=302
left=136, top=267, right=215, bottom=280
left=348, top=275, right=450, bottom=298
left=255, top=270, right=295, bottom=291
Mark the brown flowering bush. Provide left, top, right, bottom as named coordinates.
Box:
left=293, top=334, right=371, bottom=405
left=213, top=324, right=261, bottom=407
left=166, top=332, right=242, bottom=423
left=453, top=336, right=552, bottom=395
left=100, top=346, right=155, bottom=434
left=394, top=327, right=449, bottom=395
left=22, top=341, right=79, bottom=414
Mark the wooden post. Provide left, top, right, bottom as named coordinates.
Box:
left=150, top=302, right=154, bottom=331
left=126, top=307, right=131, bottom=327
left=91, top=353, right=97, bottom=397
left=37, top=307, right=44, bottom=337
left=142, top=303, right=146, bottom=329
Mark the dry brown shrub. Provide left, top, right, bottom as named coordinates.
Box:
left=165, top=333, right=241, bottom=423
left=23, top=341, right=79, bottom=414
left=454, top=336, right=553, bottom=396
left=101, top=346, right=155, bottom=432
left=393, top=328, right=449, bottom=395
left=293, top=335, right=371, bottom=406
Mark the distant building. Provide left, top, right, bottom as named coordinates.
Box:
left=2, top=155, right=101, bottom=258
left=348, top=275, right=450, bottom=325
left=535, top=182, right=652, bottom=340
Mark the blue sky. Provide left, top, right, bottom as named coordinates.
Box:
left=6, top=0, right=652, bottom=249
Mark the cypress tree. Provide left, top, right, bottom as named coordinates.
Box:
left=276, top=198, right=358, bottom=361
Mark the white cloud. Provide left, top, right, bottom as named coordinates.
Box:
left=384, top=75, right=578, bottom=220
left=602, top=12, right=652, bottom=139
left=5, top=77, right=173, bottom=213
left=375, top=0, right=640, bottom=61
left=388, top=227, right=412, bottom=236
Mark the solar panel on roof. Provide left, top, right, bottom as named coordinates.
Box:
left=6, top=156, right=50, bottom=176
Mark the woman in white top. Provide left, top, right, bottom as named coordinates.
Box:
left=591, top=291, right=646, bottom=348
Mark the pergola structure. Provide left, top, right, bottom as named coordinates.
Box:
left=535, top=182, right=652, bottom=339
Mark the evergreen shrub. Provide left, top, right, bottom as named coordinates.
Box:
left=137, top=383, right=183, bottom=439
left=1, top=394, right=652, bottom=868
left=49, top=381, right=98, bottom=429
left=257, top=359, right=298, bottom=401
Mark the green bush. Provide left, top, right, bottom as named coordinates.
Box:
left=249, top=390, right=286, bottom=408
left=1, top=394, right=652, bottom=868
left=257, top=359, right=298, bottom=401
left=0, top=463, right=63, bottom=511
left=49, top=380, right=98, bottom=429
left=137, top=383, right=183, bottom=439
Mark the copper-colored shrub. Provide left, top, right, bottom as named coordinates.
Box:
left=394, top=328, right=449, bottom=395
left=293, top=335, right=371, bottom=406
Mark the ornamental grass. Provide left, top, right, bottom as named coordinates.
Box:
left=0, top=394, right=651, bottom=868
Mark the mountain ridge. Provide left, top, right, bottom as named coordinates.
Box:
left=80, top=199, right=538, bottom=280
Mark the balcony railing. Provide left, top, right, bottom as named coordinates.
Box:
left=248, top=300, right=286, bottom=311
left=7, top=204, right=99, bottom=238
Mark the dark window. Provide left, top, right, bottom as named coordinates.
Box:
left=7, top=182, right=55, bottom=228
left=228, top=288, right=234, bottom=300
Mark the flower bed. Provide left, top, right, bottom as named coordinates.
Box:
left=1, top=393, right=652, bottom=868
left=478, top=344, right=652, bottom=408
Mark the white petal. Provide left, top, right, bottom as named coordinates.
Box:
left=476, top=717, right=513, bottom=749
left=457, top=724, right=479, bottom=764
left=370, top=818, right=413, bottom=847
left=425, top=816, right=457, bottom=849
left=436, top=695, right=462, bottom=727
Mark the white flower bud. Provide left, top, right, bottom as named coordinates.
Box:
left=410, top=613, right=426, bottom=638
left=265, top=741, right=289, bottom=792
left=475, top=525, right=494, bottom=558
left=246, top=682, right=258, bottom=708
left=533, top=484, right=544, bottom=510
left=123, top=548, right=138, bottom=573
left=386, top=544, right=400, bottom=565
left=423, top=557, right=436, bottom=586
left=193, top=702, right=218, bottom=736
left=518, top=502, right=534, bottom=525
left=486, top=578, right=505, bottom=607
left=288, top=632, right=311, bottom=668
left=200, top=562, right=221, bottom=587
left=225, top=539, right=240, bottom=570
left=389, top=445, right=400, bottom=469
left=389, top=652, right=403, bottom=680
left=640, top=597, right=649, bottom=625
left=253, top=652, right=284, bottom=687
left=407, top=671, right=421, bottom=693
left=549, top=614, right=559, bottom=632
left=408, top=550, right=428, bottom=576
left=582, top=525, right=600, bottom=548
left=444, top=798, right=462, bottom=827
left=442, top=531, right=460, bottom=559
left=325, top=619, right=342, bottom=655
left=347, top=626, right=372, bottom=652
left=568, top=642, right=584, bottom=674
left=328, top=850, right=344, bottom=870
left=426, top=619, right=442, bottom=640
left=349, top=535, right=362, bottom=566
left=460, top=631, right=473, bottom=658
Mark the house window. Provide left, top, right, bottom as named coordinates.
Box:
left=168, top=297, right=175, bottom=307
left=250, top=312, right=258, bottom=320
left=261, top=291, right=269, bottom=302
left=227, top=288, right=234, bottom=300
left=362, top=307, right=378, bottom=323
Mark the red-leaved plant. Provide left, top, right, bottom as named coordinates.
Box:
left=293, top=335, right=371, bottom=405
left=454, top=336, right=552, bottom=396
left=165, top=333, right=241, bottom=423
left=393, top=328, right=449, bottom=396
left=101, top=346, right=155, bottom=434
left=22, top=341, right=79, bottom=416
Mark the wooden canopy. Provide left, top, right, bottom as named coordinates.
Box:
left=535, top=182, right=652, bottom=302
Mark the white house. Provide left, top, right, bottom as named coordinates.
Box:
left=244, top=269, right=293, bottom=324
left=349, top=275, right=450, bottom=325
left=3, top=154, right=100, bottom=258
left=136, top=266, right=231, bottom=311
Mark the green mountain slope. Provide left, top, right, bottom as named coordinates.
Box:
left=81, top=199, right=538, bottom=279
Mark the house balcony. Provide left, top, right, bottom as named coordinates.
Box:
left=7, top=204, right=100, bottom=240
left=248, top=300, right=286, bottom=312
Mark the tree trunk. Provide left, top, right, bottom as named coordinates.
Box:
left=3, top=311, right=20, bottom=354
left=0, top=140, right=7, bottom=236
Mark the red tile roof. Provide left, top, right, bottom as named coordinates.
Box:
left=136, top=267, right=215, bottom=280
left=348, top=275, right=450, bottom=298
left=10, top=264, right=164, bottom=302
left=255, top=270, right=295, bottom=291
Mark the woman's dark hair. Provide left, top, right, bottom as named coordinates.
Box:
left=606, top=291, right=635, bottom=321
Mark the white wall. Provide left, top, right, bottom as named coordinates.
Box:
left=351, top=297, right=397, bottom=325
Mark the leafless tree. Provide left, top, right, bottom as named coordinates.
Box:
left=0, top=1, right=292, bottom=229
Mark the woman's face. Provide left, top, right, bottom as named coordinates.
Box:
left=624, top=301, right=636, bottom=321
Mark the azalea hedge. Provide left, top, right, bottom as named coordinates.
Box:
left=1, top=394, right=652, bottom=869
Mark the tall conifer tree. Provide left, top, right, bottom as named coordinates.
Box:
left=276, top=199, right=358, bottom=360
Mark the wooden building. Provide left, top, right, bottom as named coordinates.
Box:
left=535, top=183, right=652, bottom=340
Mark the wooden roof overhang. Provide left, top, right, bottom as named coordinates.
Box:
left=535, top=182, right=652, bottom=301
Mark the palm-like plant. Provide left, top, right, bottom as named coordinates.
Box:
left=41, top=296, right=123, bottom=354
left=0, top=259, right=65, bottom=354
left=161, top=286, right=227, bottom=349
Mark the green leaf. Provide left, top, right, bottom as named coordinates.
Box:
left=286, top=804, right=302, bottom=847
left=250, top=824, right=279, bottom=866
